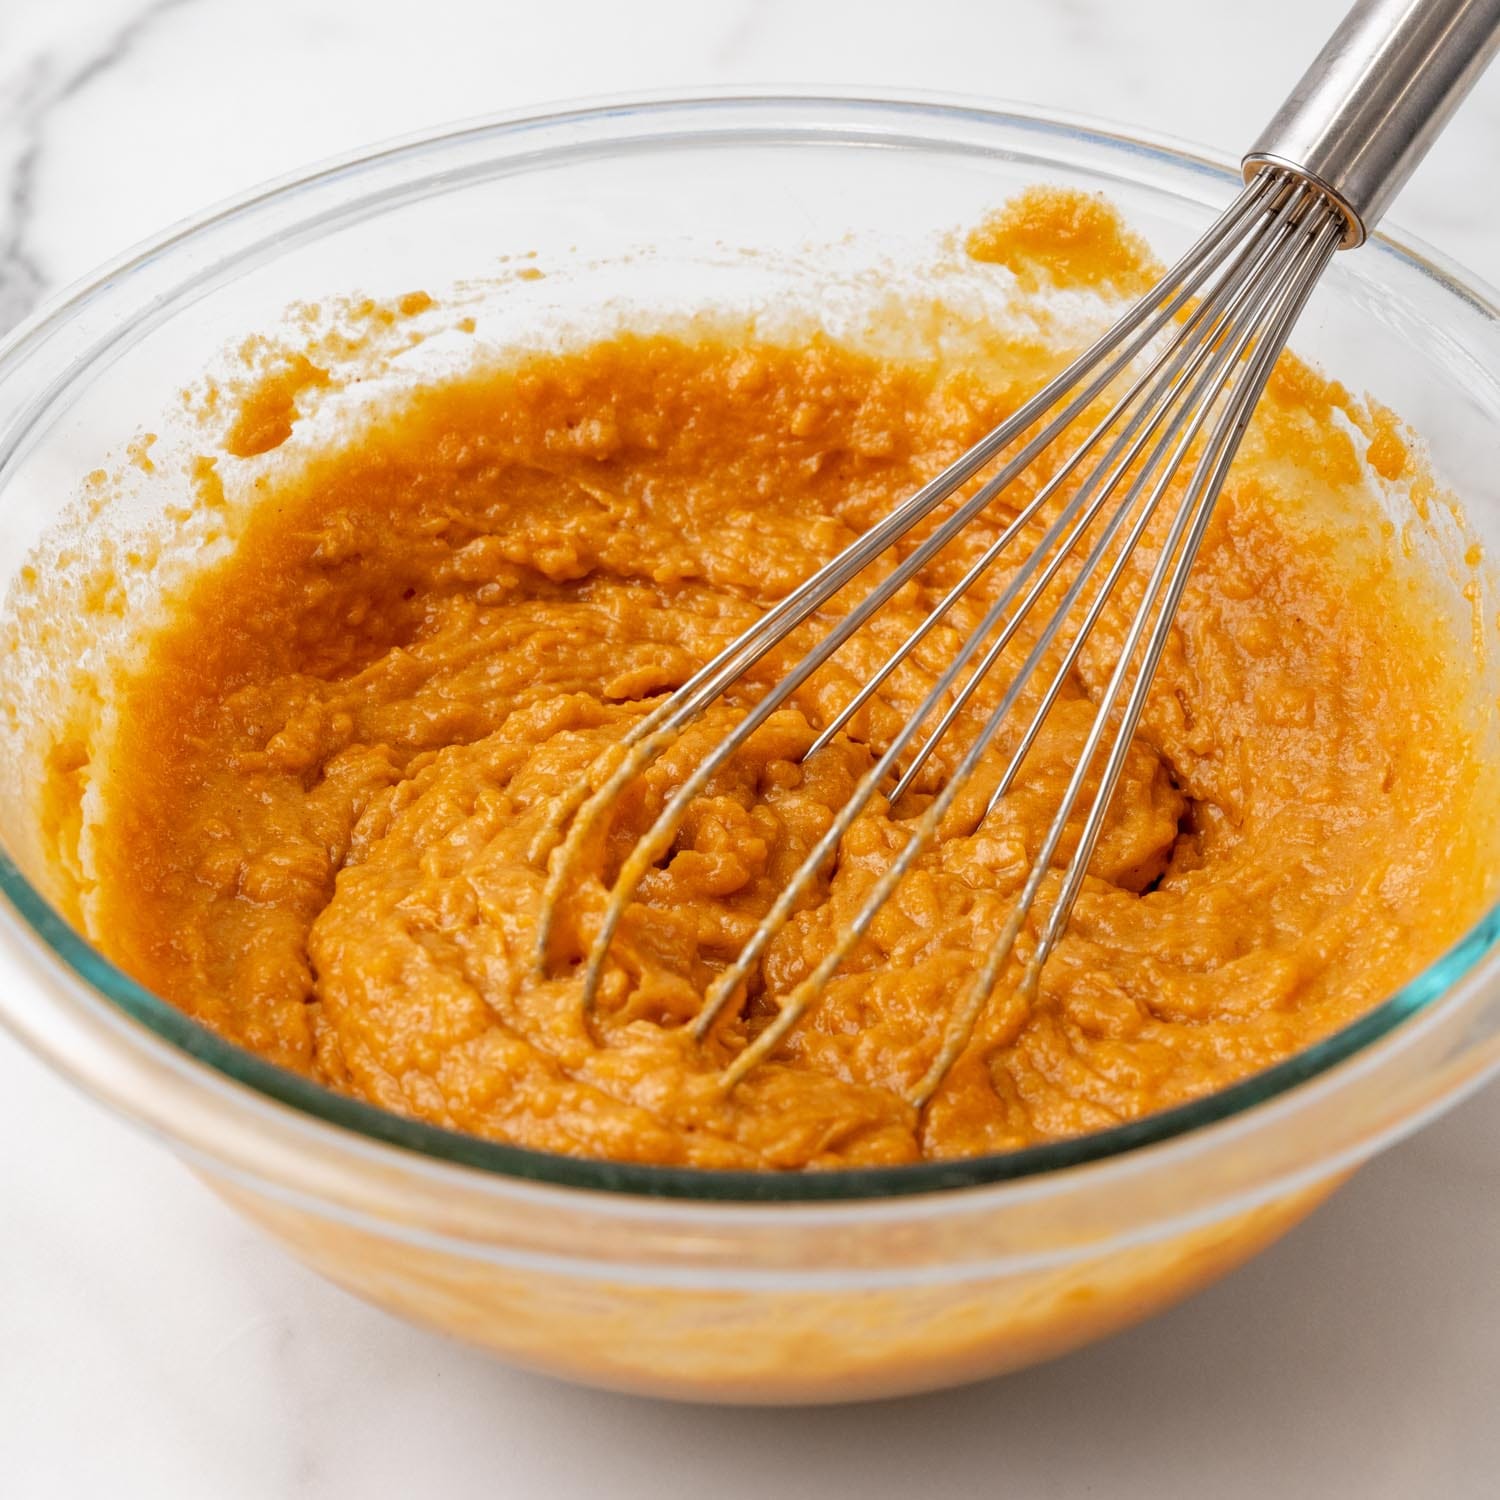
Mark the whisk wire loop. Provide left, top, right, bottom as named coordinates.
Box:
left=533, top=169, right=1347, bottom=1108
left=721, top=184, right=1341, bottom=1099
left=694, top=180, right=1326, bottom=1044
left=531, top=175, right=1280, bottom=981
left=912, top=209, right=1344, bottom=1105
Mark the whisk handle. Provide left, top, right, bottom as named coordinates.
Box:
left=1244, top=0, right=1500, bottom=246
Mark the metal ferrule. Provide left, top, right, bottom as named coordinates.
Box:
left=1244, top=0, right=1500, bottom=246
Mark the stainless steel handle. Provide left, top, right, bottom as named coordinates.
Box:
left=1244, top=0, right=1500, bottom=245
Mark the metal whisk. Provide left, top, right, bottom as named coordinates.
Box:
left=532, top=0, right=1500, bottom=1109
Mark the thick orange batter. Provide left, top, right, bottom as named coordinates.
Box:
left=85, top=192, right=1490, bottom=1169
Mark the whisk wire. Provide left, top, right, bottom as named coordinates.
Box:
left=910, top=207, right=1344, bottom=1104
left=695, top=183, right=1323, bottom=1044
left=884, top=180, right=1319, bottom=803
left=806, top=177, right=1297, bottom=770
left=532, top=175, right=1280, bottom=983
left=721, top=181, right=1341, bottom=1098
left=533, top=168, right=1345, bottom=1108
left=723, top=204, right=1330, bottom=1093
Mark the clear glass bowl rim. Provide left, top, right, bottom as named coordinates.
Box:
left=1, top=89, right=1497, bottom=1204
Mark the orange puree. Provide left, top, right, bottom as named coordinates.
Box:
left=86, top=191, right=1487, bottom=1169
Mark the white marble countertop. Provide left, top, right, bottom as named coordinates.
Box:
left=3, top=1, right=1500, bottom=1495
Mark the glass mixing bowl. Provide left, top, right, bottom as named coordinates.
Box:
left=1, top=95, right=1498, bottom=1404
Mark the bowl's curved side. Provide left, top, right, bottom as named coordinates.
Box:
left=207, top=1167, right=1345, bottom=1403
left=0, top=96, right=1496, bottom=1291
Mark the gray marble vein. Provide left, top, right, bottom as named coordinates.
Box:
left=0, top=0, right=198, bottom=334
